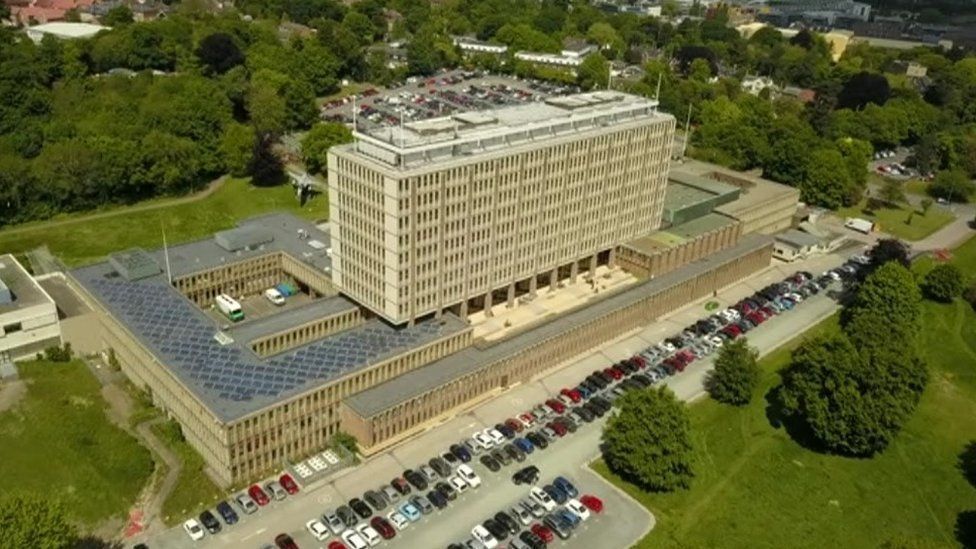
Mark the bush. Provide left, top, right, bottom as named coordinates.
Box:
left=601, top=387, right=694, bottom=491
left=922, top=263, right=964, bottom=302
left=332, top=431, right=359, bottom=456
left=706, top=338, right=761, bottom=406
left=42, top=343, right=72, bottom=363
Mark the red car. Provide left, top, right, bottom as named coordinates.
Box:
left=580, top=494, right=604, bottom=514
left=327, top=542, right=348, bottom=549
left=249, top=484, right=270, bottom=506
left=370, top=516, right=396, bottom=540
left=504, top=418, right=524, bottom=433
left=274, top=533, right=299, bottom=549
left=548, top=421, right=567, bottom=437
left=279, top=473, right=300, bottom=495
left=560, top=388, right=582, bottom=403
left=545, top=399, right=566, bottom=414
left=518, top=412, right=536, bottom=427
left=604, top=367, right=624, bottom=380
left=531, top=523, right=554, bottom=543
left=631, top=355, right=647, bottom=368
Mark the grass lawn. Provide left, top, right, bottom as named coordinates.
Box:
left=0, top=178, right=326, bottom=267
left=596, top=255, right=976, bottom=548
left=867, top=173, right=930, bottom=198
left=151, top=420, right=224, bottom=526
left=837, top=198, right=953, bottom=241
left=0, top=360, right=153, bottom=526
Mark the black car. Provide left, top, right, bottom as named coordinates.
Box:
left=480, top=454, right=501, bottom=472
left=349, top=497, right=373, bottom=519
left=496, top=423, right=517, bottom=439
left=526, top=431, right=549, bottom=449
left=429, top=456, right=453, bottom=478
left=591, top=395, right=612, bottom=411
left=573, top=406, right=594, bottom=423
left=449, top=443, right=472, bottom=463
left=483, top=518, right=509, bottom=541
left=441, top=451, right=459, bottom=465
left=216, top=500, right=238, bottom=525
left=579, top=379, right=599, bottom=393
left=495, top=511, right=520, bottom=535
left=583, top=401, right=604, bottom=418
left=588, top=374, right=609, bottom=389
left=621, top=378, right=642, bottom=391
left=435, top=481, right=457, bottom=501
left=512, top=465, right=540, bottom=485
left=594, top=370, right=614, bottom=384
left=364, top=490, right=387, bottom=511
left=491, top=448, right=511, bottom=466
left=404, top=469, right=428, bottom=491
left=554, top=416, right=578, bottom=433
left=199, top=509, right=221, bottom=534
left=427, top=489, right=448, bottom=509
left=519, top=530, right=546, bottom=549
left=337, top=505, right=358, bottom=527
left=504, top=443, right=526, bottom=463
left=544, top=515, right=572, bottom=540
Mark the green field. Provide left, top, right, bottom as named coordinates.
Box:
left=596, top=250, right=976, bottom=548
left=0, top=360, right=153, bottom=526
left=151, top=420, right=224, bottom=526
left=0, top=178, right=326, bottom=267
left=837, top=198, right=954, bottom=241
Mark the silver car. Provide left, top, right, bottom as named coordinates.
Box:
left=265, top=481, right=287, bottom=501
left=322, top=509, right=344, bottom=535
left=235, top=493, right=258, bottom=514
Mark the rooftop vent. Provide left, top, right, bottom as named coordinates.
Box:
left=108, top=249, right=162, bottom=281
left=215, top=227, right=274, bottom=252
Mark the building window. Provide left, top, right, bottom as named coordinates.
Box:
left=2, top=322, right=22, bottom=334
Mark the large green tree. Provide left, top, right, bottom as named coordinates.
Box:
left=0, top=494, right=77, bottom=549
left=301, top=122, right=353, bottom=174
left=602, top=387, right=695, bottom=491
left=929, top=169, right=975, bottom=203
left=922, top=263, right=965, bottom=303
left=707, top=338, right=761, bottom=406
left=578, top=53, right=609, bottom=91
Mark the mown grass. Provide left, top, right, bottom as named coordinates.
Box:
left=0, top=178, right=326, bottom=267
left=0, top=360, right=153, bottom=526
left=151, top=420, right=224, bottom=526
left=837, top=198, right=953, bottom=241
left=596, top=283, right=976, bottom=548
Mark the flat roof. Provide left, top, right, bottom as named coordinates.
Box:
left=341, top=91, right=672, bottom=170
left=344, top=234, right=772, bottom=418
left=623, top=213, right=737, bottom=255
left=0, top=255, right=54, bottom=315
left=663, top=182, right=716, bottom=213
left=71, top=215, right=468, bottom=422
left=674, top=159, right=800, bottom=217
left=227, top=295, right=360, bottom=345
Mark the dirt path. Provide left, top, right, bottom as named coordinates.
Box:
left=0, top=176, right=228, bottom=238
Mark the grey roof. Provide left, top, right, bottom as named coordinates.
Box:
left=0, top=255, right=53, bottom=314
left=71, top=214, right=466, bottom=422
left=215, top=226, right=274, bottom=252
left=344, top=234, right=773, bottom=418
left=775, top=229, right=822, bottom=248
left=227, top=295, right=360, bottom=345
left=109, top=249, right=162, bottom=281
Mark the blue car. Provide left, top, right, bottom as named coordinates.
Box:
left=513, top=437, right=534, bottom=454
left=556, top=508, right=581, bottom=528
left=576, top=384, right=592, bottom=399
left=553, top=476, right=579, bottom=498
left=216, top=500, right=238, bottom=525
left=399, top=502, right=422, bottom=521
left=543, top=484, right=568, bottom=505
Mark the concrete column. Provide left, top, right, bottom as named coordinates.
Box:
left=460, top=299, right=469, bottom=318
left=484, top=290, right=493, bottom=317
left=570, top=261, right=579, bottom=284
left=608, top=248, right=617, bottom=268
left=507, top=282, right=516, bottom=307
left=529, top=275, right=538, bottom=296
left=549, top=268, right=558, bottom=292
left=589, top=254, right=598, bottom=277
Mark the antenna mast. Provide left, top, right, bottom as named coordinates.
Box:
left=162, top=223, right=172, bottom=285
left=681, top=103, right=692, bottom=159
left=352, top=94, right=357, bottom=131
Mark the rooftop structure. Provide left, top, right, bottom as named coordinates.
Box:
left=347, top=91, right=669, bottom=170
left=25, top=22, right=107, bottom=43
left=70, top=215, right=467, bottom=421
left=0, top=255, right=61, bottom=359
left=662, top=170, right=740, bottom=226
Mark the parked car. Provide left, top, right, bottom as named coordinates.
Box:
left=183, top=518, right=205, bottom=541
left=199, top=510, right=221, bottom=534
left=235, top=493, right=258, bottom=514
left=248, top=484, right=270, bottom=506
left=279, top=474, right=300, bottom=495
left=216, top=500, right=239, bottom=525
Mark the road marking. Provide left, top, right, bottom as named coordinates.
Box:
left=240, top=528, right=266, bottom=541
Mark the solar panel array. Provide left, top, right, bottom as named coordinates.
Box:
left=87, top=277, right=457, bottom=419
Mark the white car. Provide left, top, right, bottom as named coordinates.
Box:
left=485, top=428, right=505, bottom=445
left=472, top=431, right=494, bottom=450
left=449, top=475, right=470, bottom=494
left=657, top=341, right=676, bottom=353
left=530, top=486, right=556, bottom=511
left=183, top=518, right=205, bottom=541
left=708, top=335, right=724, bottom=348
left=306, top=519, right=331, bottom=541
left=471, top=524, right=499, bottom=548
left=264, top=288, right=285, bottom=305
left=387, top=511, right=409, bottom=530
left=566, top=498, right=591, bottom=521
left=356, top=523, right=382, bottom=546
left=456, top=464, right=481, bottom=488
left=341, top=529, right=369, bottom=549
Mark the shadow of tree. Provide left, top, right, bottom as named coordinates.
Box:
left=960, top=440, right=976, bottom=489
left=957, top=510, right=976, bottom=549
left=763, top=383, right=827, bottom=454
left=72, top=536, right=124, bottom=549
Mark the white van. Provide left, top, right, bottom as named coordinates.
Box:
left=264, top=288, right=285, bottom=306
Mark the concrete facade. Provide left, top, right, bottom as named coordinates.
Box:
left=616, top=215, right=743, bottom=278
left=328, top=92, right=675, bottom=325
left=0, top=255, right=62, bottom=360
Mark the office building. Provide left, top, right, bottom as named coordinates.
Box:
left=0, top=254, right=62, bottom=361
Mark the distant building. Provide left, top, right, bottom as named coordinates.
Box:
left=773, top=229, right=826, bottom=261
left=0, top=255, right=62, bottom=361
left=453, top=36, right=509, bottom=55
left=82, top=0, right=168, bottom=22
left=561, top=38, right=596, bottom=59
left=25, top=21, right=107, bottom=42
left=781, top=86, right=817, bottom=103
left=513, top=39, right=597, bottom=68
left=8, top=0, right=93, bottom=25
left=741, top=75, right=776, bottom=96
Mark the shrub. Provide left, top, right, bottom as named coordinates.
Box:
left=922, top=263, right=964, bottom=302
left=707, top=338, right=761, bottom=406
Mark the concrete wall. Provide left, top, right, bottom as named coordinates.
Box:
left=615, top=220, right=742, bottom=278
left=0, top=302, right=61, bottom=360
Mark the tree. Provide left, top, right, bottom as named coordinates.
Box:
left=837, top=71, right=891, bottom=110
left=788, top=28, right=816, bottom=50
left=929, top=169, right=975, bottom=203
left=879, top=179, right=906, bottom=207
left=578, top=53, right=608, bottom=90
left=301, top=122, right=353, bottom=174
left=922, top=263, right=964, bottom=303
left=602, top=387, right=694, bottom=492
left=800, top=148, right=858, bottom=209
left=845, top=262, right=922, bottom=345
left=102, top=4, right=133, bottom=26
left=220, top=123, right=256, bottom=177
left=868, top=238, right=911, bottom=269
left=920, top=198, right=933, bottom=215
left=706, top=338, right=760, bottom=406
left=250, top=134, right=284, bottom=186
left=0, top=493, right=77, bottom=548
left=196, top=33, right=245, bottom=75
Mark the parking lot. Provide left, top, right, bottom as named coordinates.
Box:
left=136, top=250, right=856, bottom=549
left=321, top=70, right=581, bottom=132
